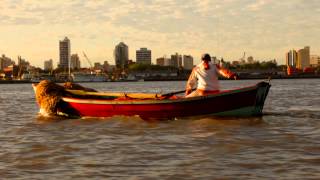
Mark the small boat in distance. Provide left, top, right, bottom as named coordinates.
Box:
left=33, top=81, right=271, bottom=119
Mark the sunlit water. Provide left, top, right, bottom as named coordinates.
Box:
left=0, top=79, right=319, bottom=179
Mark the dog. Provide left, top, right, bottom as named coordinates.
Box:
left=33, top=80, right=97, bottom=116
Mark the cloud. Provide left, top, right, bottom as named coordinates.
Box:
left=0, top=0, right=319, bottom=66
left=0, top=15, right=10, bottom=23
left=13, top=17, right=41, bottom=25
left=247, top=0, right=269, bottom=11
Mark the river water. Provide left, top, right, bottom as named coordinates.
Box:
left=0, top=79, right=319, bottom=179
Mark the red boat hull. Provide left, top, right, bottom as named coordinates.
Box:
left=58, top=82, right=271, bottom=119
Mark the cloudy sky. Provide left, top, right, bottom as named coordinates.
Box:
left=0, top=0, right=319, bottom=68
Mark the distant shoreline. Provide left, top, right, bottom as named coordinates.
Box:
left=0, top=74, right=319, bottom=84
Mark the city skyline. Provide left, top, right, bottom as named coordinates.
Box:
left=0, top=0, right=319, bottom=67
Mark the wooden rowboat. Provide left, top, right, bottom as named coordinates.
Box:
left=34, top=81, right=270, bottom=119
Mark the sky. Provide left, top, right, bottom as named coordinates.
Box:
left=0, top=0, right=319, bottom=68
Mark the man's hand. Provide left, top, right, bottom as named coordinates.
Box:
left=185, top=88, right=192, bottom=96
left=230, top=74, right=239, bottom=80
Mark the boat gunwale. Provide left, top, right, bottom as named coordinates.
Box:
left=62, top=83, right=267, bottom=105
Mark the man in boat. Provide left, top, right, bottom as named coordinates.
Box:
left=185, top=53, right=238, bottom=97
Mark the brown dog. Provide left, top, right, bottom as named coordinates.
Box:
left=33, top=80, right=97, bottom=116
left=33, top=80, right=66, bottom=116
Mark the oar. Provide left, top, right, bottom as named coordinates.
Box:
left=161, top=88, right=196, bottom=98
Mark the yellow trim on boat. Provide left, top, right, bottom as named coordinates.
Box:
left=66, top=89, right=161, bottom=99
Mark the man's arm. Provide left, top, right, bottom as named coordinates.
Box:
left=185, top=68, right=197, bottom=95
left=215, top=64, right=239, bottom=80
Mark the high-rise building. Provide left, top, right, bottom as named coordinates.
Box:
left=310, top=55, right=320, bottom=67
left=183, top=55, right=193, bottom=70
left=44, top=59, right=53, bottom=71
left=170, top=53, right=182, bottom=68
left=136, top=48, right=151, bottom=65
left=297, top=46, right=310, bottom=69
left=114, top=42, right=129, bottom=69
left=59, top=37, right=71, bottom=69
left=70, top=54, right=81, bottom=69
left=286, top=49, right=298, bottom=67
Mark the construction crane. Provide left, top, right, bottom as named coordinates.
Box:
left=239, top=52, right=246, bottom=63
left=82, top=51, right=94, bottom=70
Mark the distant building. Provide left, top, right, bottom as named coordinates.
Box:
left=114, top=42, right=129, bottom=69
left=171, top=53, right=182, bottom=68
left=108, top=65, right=116, bottom=72
left=44, top=59, right=53, bottom=71
left=3, top=65, right=19, bottom=79
left=70, top=54, right=81, bottom=69
left=156, top=57, right=171, bottom=66
left=103, top=61, right=110, bottom=72
left=94, top=62, right=103, bottom=70
left=0, top=54, right=14, bottom=71
left=136, top=48, right=151, bottom=65
left=156, top=57, right=165, bottom=66
left=155, top=57, right=166, bottom=66
left=128, top=59, right=135, bottom=65
left=286, top=49, right=298, bottom=67
left=232, top=61, right=240, bottom=66
left=16, top=56, right=29, bottom=78
left=183, top=55, right=193, bottom=70
left=247, top=56, right=254, bottom=64
left=297, top=46, right=310, bottom=69
left=17, top=56, right=29, bottom=67
left=59, top=37, right=71, bottom=69
left=310, top=55, right=320, bottom=67
left=164, top=58, right=171, bottom=66
left=211, top=56, right=218, bottom=64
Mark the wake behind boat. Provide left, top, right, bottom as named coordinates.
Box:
left=32, top=80, right=271, bottom=119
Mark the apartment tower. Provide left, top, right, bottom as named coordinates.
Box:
left=114, top=42, right=129, bottom=69
left=136, top=48, right=151, bottom=65
left=59, top=37, right=71, bottom=69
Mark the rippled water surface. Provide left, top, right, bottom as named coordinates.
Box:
left=0, top=79, right=319, bottom=179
